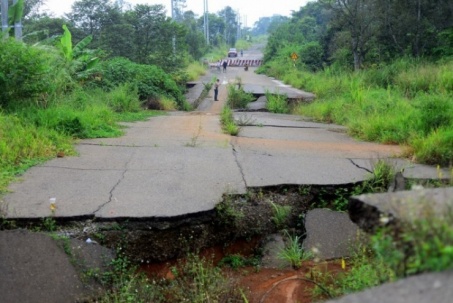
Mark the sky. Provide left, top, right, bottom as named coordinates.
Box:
left=42, top=0, right=312, bottom=27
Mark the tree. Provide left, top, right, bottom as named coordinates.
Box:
left=322, top=0, right=378, bottom=70
left=375, top=0, right=453, bottom=58
left=126, top=4, right=187, bottom=72
left=218, top=6, right=238, bottom=46
left=67, top=0, right=111, bottom=42
left=181, top=10, right=206, bottom=60
left=98, top=3, right=134, bottom=59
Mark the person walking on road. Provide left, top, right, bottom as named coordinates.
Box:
left=222, top=60, right=228, bottom=73
left=214, top=79, right=220, bottom=101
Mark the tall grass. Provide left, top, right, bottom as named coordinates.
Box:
left=227, top=85, right=254, bottom=109
left=0, top=87, right=162, bottom=193
left=186, top=61, right=207, bottom=81
left=220, top=106, right=240, bottom=136
left=0, top=114, right=74, bottom=193
left=266, top=92, right=289, bottom=114
left=288, top=58, right=453, bottom=166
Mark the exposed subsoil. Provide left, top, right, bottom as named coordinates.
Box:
left=141, top=241, right=344, bottom=303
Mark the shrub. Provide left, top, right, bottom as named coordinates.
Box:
left=168, top=254, right=244, bottom=302
left=0, top=39, right=55, bottom=108
left=266, top=92, right=289, bottom=114
left=412, top=93, right=453, bottom=136
left=227, top=85, right=254, bottom=109
left=106, top=84, right=141, bottom=113
left=278, top=232, right=311, bottom=269
left=411, top=127, right=453, bottom=166
left=270, top=202, right=292, bottom=229
left=220, top=106, right=240, bottom=136
left=98, top=57, right=185, bottom=109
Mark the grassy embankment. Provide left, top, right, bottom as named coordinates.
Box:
left=259, top=57, right=453, bottom=166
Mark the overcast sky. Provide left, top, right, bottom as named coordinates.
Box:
left=42, top=0, right=312, bottom=26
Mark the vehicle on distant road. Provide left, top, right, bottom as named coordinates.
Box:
left=228, top=48, right=238, bottom=57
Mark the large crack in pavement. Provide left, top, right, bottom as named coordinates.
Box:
left=230, top=137, right=248, bottom=188
left=93, top=149, right=136, bottom=216
left=349, top=159, right=373, bottom=173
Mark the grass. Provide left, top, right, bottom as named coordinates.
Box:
left=227, top=85, right=254, bottom=109
left=270, top=202, right=292, bottom=229
left=99, top=252, right=246, bottom=303
left=0, top=88, right=164, bottom=194
left=278, top=231, right=311, bottom=269
left=311, top=207, right=453, bottom=300
left=220, top=106, right=240, bottom=136
left=265, top=92, right=290, bottom=114
left=262, top=57, right=453, bottom=166
left=186, top=61, right=208, bottom=81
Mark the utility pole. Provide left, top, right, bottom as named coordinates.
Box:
left=1, top=0, right=8, bottom=39
left=236, top=10, right=241, bottom=42
left=13, top=0, right=22, bottom=41
left=171, top=0, right=176, bottom=55
left=171, top=0, right=174, bottom=19
left=203, top=0, right=209, bottom=45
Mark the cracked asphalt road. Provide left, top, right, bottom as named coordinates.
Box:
left=3, top=47, right=408, bottom=220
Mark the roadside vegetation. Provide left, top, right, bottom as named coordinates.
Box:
left=310, top=210, right=453, bottom=300
left=2, top=1, right=453, bottom=302
left=259, top=1, right=453, bottom=167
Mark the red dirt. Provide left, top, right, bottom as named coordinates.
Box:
left=236, top=261, right=343, bottom=303
left=141, top=241, right=344, bottom=303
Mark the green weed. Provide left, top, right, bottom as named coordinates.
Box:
left=220, top=106, right=240, bottom=136
left=100, top=253, right=162, bottom=303
left=227, top=85, right=254, bottom=109
left=215, top=196, right=244, bottom=227
left=312, top=210, right=453, bottom=300
left=291, top=59, right=453, bottom=165
left=270, top=202, right=292, bottom=229
left=42, top=217, right=57, bottom=232
left=168, top=254, right=245, bottom=302
left=278, top=231, right=311, bottom=269
left=265, top=92, right=289, bottom=114
left=218, top=254, right=259, bottom=270
left=185, top=124, right=202, bottom=147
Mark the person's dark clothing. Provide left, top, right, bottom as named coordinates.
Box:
left=214, top=80, right=220, bottom=101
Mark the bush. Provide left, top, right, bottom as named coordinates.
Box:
left=227, top=85, right=254, bottom=109
left=98, top=57, right=185, bottom=109
left=266, top=92, right=289, bottom=114
left=0, top=39, right=55, bottom=108
left=106, top=84, right=141, bottom=113
left=411, top=127, right=453, bottom=165
left=412, top=93, right=453, bottom=136
left=220, top=106, right=240, bottom=136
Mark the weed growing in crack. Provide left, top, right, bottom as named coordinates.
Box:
left=265, top=91, right=290, bottom=114
left=278, top=231, right=311, bottom=269
left=220, top=106, right=240, bottom=136
left=360, top=160, right=396, bottom=193
left=270, top=201, right=292, bottom=230
left=40, top=217, right=57, bottom=232
left=235, top=113, right=256, bottom=126
left=185, top=124, right=202, bottom=147
left=215, top=195, right=244, bottom=227
left=227, top=84, right=254, bottom=109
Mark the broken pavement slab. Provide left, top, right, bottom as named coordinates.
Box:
left=0, top=230, right=114, bottom=303
left=349, top=187, right=453, bottom=232
left=303, top=209, right=365, bottom=260
left=324, top=270, right=453, bottom=303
